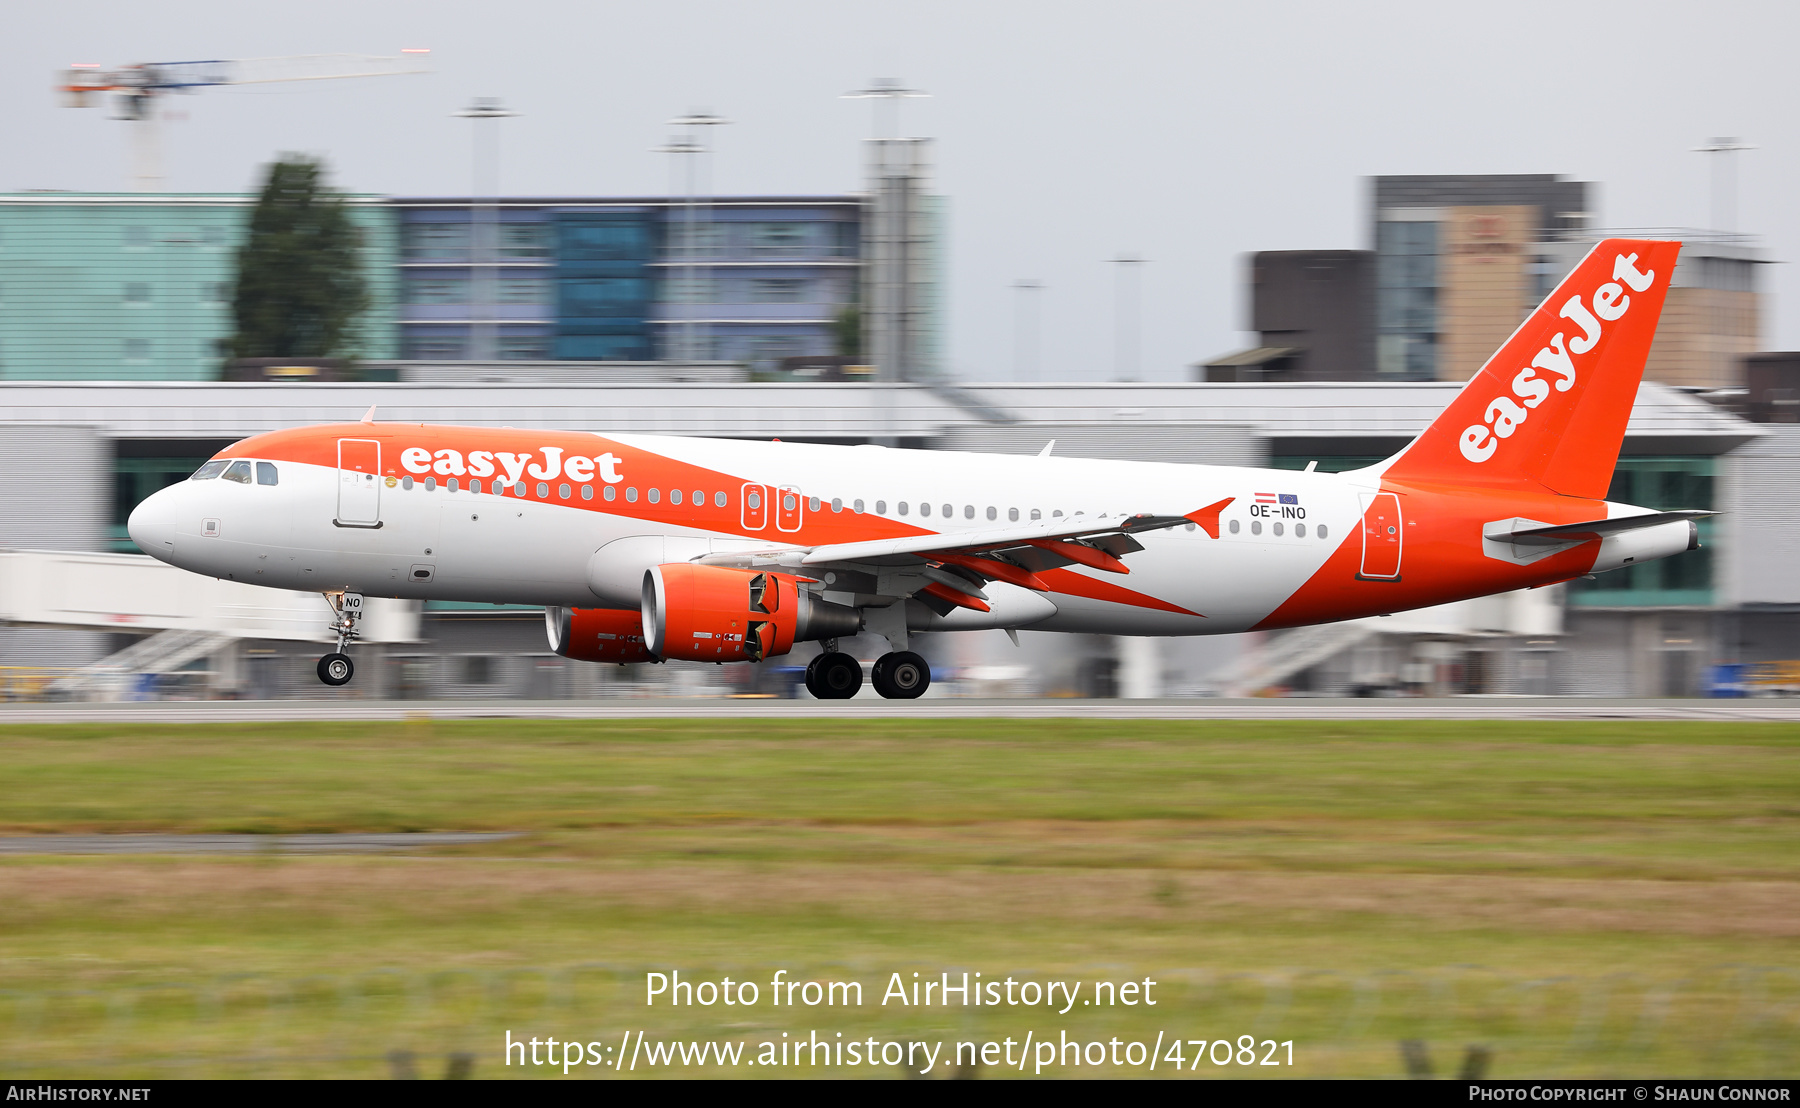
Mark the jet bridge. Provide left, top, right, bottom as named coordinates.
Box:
left=0, top=549, right=420, bottom=698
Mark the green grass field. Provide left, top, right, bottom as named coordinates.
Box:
left=1, top=718, right=1796, bottom=1078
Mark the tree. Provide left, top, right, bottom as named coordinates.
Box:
left=228, top=156, right=369, bottom=364
left=833, top=303, right=862, bottom=360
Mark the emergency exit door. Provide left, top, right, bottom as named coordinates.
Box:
left=741, top=483, right=769, bottom=531
left=1358, top=491, right=1402, bottom=579
left=776, top=485, right=804, bottom=532
left=336, top=439, right=382, bottom=527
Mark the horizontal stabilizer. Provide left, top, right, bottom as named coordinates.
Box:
left=1485, top=510, right=1716, bottom=547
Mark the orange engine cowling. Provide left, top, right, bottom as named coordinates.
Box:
left=545, top=606, right=656, bottom=664
left=642, top=563, right=861, bottom=663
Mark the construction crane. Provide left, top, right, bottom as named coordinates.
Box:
left=59, top=52, right=431, bottom=190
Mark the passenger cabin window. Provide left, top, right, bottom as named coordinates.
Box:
left=221, top=461, right=253, bottom=485
left=191, top=460, right=228, bottom=481
left=255, top=462, right=278, bottom=486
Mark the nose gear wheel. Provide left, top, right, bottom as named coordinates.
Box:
left=317, top=652, right=354, bottom=687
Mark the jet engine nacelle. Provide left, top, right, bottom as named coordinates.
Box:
left=641, top=563, right=861, bottom=662
left=544, top=606, right=657, bottom=664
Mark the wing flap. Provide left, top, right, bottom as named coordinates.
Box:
left=793, top=511, right=1195, bottom=566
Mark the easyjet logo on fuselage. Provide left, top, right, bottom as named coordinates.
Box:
left=1458, top=252, right=1658, bottom=464
left=399, top=446, right=624, bottom=486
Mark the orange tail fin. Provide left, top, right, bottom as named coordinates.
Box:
left=1380, top=238, right=1681, bottom=499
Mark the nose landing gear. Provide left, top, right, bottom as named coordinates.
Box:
left=317, top=591, right=363, bottom=687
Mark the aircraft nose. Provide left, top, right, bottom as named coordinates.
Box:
left=127, top=486, right=180, bottom=561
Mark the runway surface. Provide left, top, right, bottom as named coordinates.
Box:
left=5, top=697, right=1800, bottom=722
left=0, top=832, right=520, bottom=855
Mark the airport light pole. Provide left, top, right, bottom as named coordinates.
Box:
left=1110, top=254, right=1146, bottom=381
left=658, top=112, right=729, bottom=363
left=455, top=98, right=517, bottom=363
left=1012, top=279, right=1044, bottom=381
left=842, top=78, right=929, bottom=140
left=844, top=79, right=930, bottom=447
left=1693, top=137, right=1756, bottom=235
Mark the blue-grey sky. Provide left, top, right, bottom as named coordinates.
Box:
left=7, top=0, right=1794, bottom=381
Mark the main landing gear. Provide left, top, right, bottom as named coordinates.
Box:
left=317, top=591, right=363, bottom=687
left=871, top=651, right=930, bottom=700
left=805, top=648, right=862, bottom=699
left=804, top=644, right=931, bottom=700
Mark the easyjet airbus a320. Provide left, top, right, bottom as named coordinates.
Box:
left=128, top=239, right=1710, bottom=698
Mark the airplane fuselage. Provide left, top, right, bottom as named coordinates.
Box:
left=122, top=239, right=1703, bottom=696
left=128, top=423, right=1681, bottom=637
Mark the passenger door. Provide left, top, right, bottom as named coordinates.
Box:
left=1358, top=491, right=1402, bottom=579
left=336, top=439, right=382, bottom=527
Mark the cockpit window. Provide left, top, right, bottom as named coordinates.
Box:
left=190, top=460, right=229, bottom=481
left=221, top=461, right=253, bottom=484
left=256, top=461, right=278, bottom=486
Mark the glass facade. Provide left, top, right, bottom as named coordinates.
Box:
left=392, top=201, right=864, bottom=366
left=1375, top=219, right=1438, bottom=379
left=0, top=195, right=398, bottom=380
left=398, top=207, right=561, bottom=362
left=1569, top=458, right=1715, bottom=608
left=648, top=207, right=861, bottom=371
left=554, top=211, right=655, bottom=361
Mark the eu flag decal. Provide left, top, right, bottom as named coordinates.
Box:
left=1278, top=493, right=1299, bottom=506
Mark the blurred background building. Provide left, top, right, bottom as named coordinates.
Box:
left=0, top=190, right=943, bottom=380
left=1205, top=174, right=1768, bottom=390
left=0, top=193, right=400, bottom=379
left=1, top=158, right=1794, bottom=700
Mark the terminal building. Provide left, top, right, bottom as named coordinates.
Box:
left=389, top=196, right=867, bottom=369
left=0, top=184, right=940, bottom=381
left=0, top=377, right=1789, bottom=701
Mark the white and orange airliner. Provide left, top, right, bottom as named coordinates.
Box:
left=128, top=239, right=1709, bottom=698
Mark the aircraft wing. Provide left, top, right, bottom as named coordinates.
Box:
left=695, top=498, right=1234, bottom=610
left=797, top=510, right=1200, bottom=565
